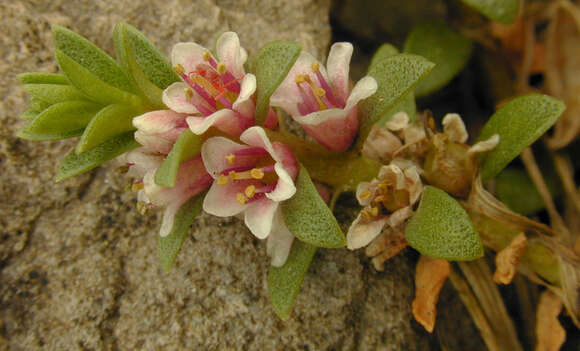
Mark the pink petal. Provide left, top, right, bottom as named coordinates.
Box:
left=232, top=73, right=256, bottom=119
left=186, top=109, right=244, bottom=137
left=162, top=82, right=199, bottom=114
left=294, top=107, right=357, bottom=152
left=239, top=126, right=277, bottom=160
left=346, top=214, right=388, bottom=250
left=216, top=31, right=247, bottom=78
left=272, top=142, right=299, bottom=179
left=135, top=130, right=173, bottom=154
left=344, top=76, right=378, bottom=111
left=200, top=136, right=248, bottom=177
left=244, top=198, right=278, bottom=239
left=123, top=148, right=163, bottom=178
left=267, top=209, right=295, bottom=267
left=203, top=180, right=250, bottom=217
left=326, top=42, right=353, bottom=103
left=133, top=110, right=188, bottom=135
left=171, top=42, right=208, bottom=74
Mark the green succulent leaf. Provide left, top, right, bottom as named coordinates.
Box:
left=18, top=72, right=69, bottom=85
left=19, top=109, right=40, bottom=121
left=460, top=0, right=519, bottom=24
left=368, top=44, right=400, bottom=70
left=252, top=41, right=302, bottom=125
left=55, top=50, right=141, bottom=106
left=478, top=94, right=565, bottom=182
left=158, top=194, right=204, bottom=272
left=76, top=104, right=140, bottom=153
left=56, top=132, right=139, bottom=181
left=17, top=101, right=101, bottom=141
left=154, top=130, right=203, bottom=187
left=267, top=240, right=317, bottom=320
left=359, top=54, right=434, bottom=141
left=29, top=97, right=51, bottom=112
left=22, top=84, right=87, bottom=105
left=52, top=25, right=133, bottom=92
left=405, top=186, right=484, bottom=261
left=281, top=165, right=345, bottom=248
left=403, top=21, right=473, bottom=97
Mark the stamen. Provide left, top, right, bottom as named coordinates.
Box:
left=217, top=174, right=229, bottom=185
left=236, top=193, right=247, bottom=205
left=311, top=62, right=320, bottom=72
left=225, top=154, right=236, bottom=164
left=359, top=189, right=372, bottom=200
left=245, top=185, right=256, bottom=198
left=312, top=65, right=342, bottom=108
left=233, top=147, right=268, bottom=157
left=250, top=168, right=264, bottom=179
left=136, top=201, right=148, bottom=215
left=131, top=182, right=144, bottom=192
left=217, top=62, right=227, bottom=75
left=116, top=165, right=130, bottom=174
left=173, top=64, right=185, bottom=76
left=203, top=51, right=218, bottom=69
left=228, top=168, right=265, bottom=181
left=184, top=88, right=194, bottom=100
left=190, top=82, right=217, bottom=110
left=370, top=207, right=379, bottom=217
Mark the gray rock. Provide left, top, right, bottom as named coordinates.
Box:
left=0, top=1, right=432, bottom=350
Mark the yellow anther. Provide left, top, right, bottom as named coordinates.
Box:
left=217, top=62, right=227, bottom=74
left=361, top=209, right=373, bottom=221
left=173, top=64, right=185, bottom=76
left=236, top=193, right=248, bottom=205
left=192, top=74, right=220, bottom=96
left=245, top=185, right=256, bottom=198
left=295, top=74, right=307, bottom=84
left=370, top=207, right=379, bottom=217
left=373, top=195, right=386, bottom=203
left=136, top=201, right=148, bottom=215
left=116, top=165, right=130, bottom=174
left=184, top=87, right=194, bottom=100
left=131, top=182, right=144, bottom=192
left=311, top=62, right=320, bottom=72
left=228, top=170, right=237, bottom=180
left=359, top=189, right=372, bottom=200
left=217, top=174, right=229, bottom=185
left=225, top=154, right=236, bottom=165
left=203, top=51, right=212, bottom=61
left=250, top=168, right=264, bottom=179
left=315, top=87, right=326, bottom=97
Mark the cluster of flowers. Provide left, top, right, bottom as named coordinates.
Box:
left=123, top=32, right=378, bottom=266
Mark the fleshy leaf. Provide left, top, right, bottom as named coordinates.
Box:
left=281, top=165, right=345, bottom=248
left=460, top=0, right=519, bottom=24
left=368, top=44, right=400, bottom=70
left=18, top=72, right=69, bottom=85
left=405, top=186, right=484, bottom=261
left=158, top=194, right=204, bottom=272
left=22, top=84, right=87, bottom=105
left=267, top=240, right=317, bottom=320
left=19, top=109, right=40, bottom=121
left=252, top=41, right=301, bottom=125
left=52, top=25, right=133, bottom=92
left=154, top=130, right=202, bottom=187
left=478, top=94, right=565, bottom=182
left=76, top=104, right=139, bottom=153
left=56, top=132, right=139, bottom=181
left=17, top=101, right=101, bottom=141
left=359, top=54, right=434, bottom=141
left=29, top=97, right=50, bottom=112
left=403, top=21, right=473, bottom=97
left=55, top=50, right=141, bottom=106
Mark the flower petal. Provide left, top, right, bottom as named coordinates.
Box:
left=123, top=148, right=164, bottom=178
left=442, top=113, right=468, bottom=143
left=294, top=108, right=357, bottom=152
left=356, top=181, right=373, bottom=206
left=232, top=73, right=256, bottom=119
left=216, top=32, right=246, bottom=78
left=346, top=214, right=388, bottom=250
left=385, top=112, right=410, bottom=131
left=187, top=109, right=244, bottom=137
left=266, top=162, right=296, bottom=202
left=162, top=82, right=199, bottom=114
left=244, top=198, right=278, bottom=239
left=201, top=136, right=247, bottom=176
left=327, top=42, right=353, bottom=103
left=203, top=180, right=249, bottom=217
left=239, top=126, right=277, bottom=160
left=267, top=209, right=295, bottom=267
left=344, top=76, right=378, bottom=111
left=171, top=42, right=207, bottom=74
left=135, top=130, right=174, bottom=154
left=159, top=202, right=180, bottom=237
left=385, top=206, right=413, bottom=227
left=133, top=110, right=188, bottom=135
left=468, top=134, right=500, bottom=154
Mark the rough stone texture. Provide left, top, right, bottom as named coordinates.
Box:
left=0, top=1, right=433, bottom=350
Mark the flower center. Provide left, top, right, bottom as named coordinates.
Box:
left=359, top=176, right=411, bottom=221
left=294, top=62, right=344, bottom=115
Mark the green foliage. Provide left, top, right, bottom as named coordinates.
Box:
left=403, top=21, right=473, bottom=97
left=252, top=41, right=302, bottom=125
left=460, top=0, right=519, bottom=24
left=155, top=130, right=203, bottom=187
left=368, top=44, right=399, bottom=70
left=267, top=240, right=317, bottom=320
left=478, top=94, right=565, bottom=182
left=18, top=72, right=69, bottom=85
left=406, top=186, right=484, bottom=260
left=281, top=165, right=345, bottom=248
left=158, top=194, right=204, bottom=272
left=22, top=84, right=87, bottom=105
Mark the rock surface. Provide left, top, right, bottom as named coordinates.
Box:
left=0, top=1, right=433, bottom=350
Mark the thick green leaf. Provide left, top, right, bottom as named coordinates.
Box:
left=29, top=97, right=50, bottom=112
left=359, top=54, right=434, bottom=141
left=19, top=109, right=40, bottom=120
left=252, top=41, right=301, bottom=125
left=404, top=21, right=473, bottom=97
left=405, top=186, right=484, bottom=260
left=56, top=132, right=139, bottom=181
left=114, top=22, right=180, bottom=90
left=158, top=194, right=204, bottom=272
left=18, top=72, right=69, bottom=85
left=22, top=84, right=87, bottom=105
left=154, top=130, right=202, bottom=187
left=478, top=94, right=565, bottom=182
left=52, top=25, right=133, bottom=92
left=76, top=104, right=139, bottom=153
left=268, top=240, right=317, bottom=320
left=17, top=101, right=101, bottom=141
left=460, top=0, right=519, bottom=24
left=55, top=50, right=141, bottom=106
left=368, top=44, right=400, bottom=71
left=281, top=165, right=345, bottom=248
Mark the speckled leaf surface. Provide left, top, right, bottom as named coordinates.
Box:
left=76, top=104, right=139, bottom=153
left=460, top=0, right=519, bottom=24
left=154, top=130, right=203, bottom=187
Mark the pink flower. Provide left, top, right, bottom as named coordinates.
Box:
left=132, top=109, right=189, bottom=154
left=201, top=126, right=299, bottom=266
left=270, top=42, right=377, bottom=152
left=163, top=32, right=276, bottom=137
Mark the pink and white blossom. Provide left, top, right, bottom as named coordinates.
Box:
left=201, top=126, right=299, bottom=266
left=270, top=42, right=377, bottom=152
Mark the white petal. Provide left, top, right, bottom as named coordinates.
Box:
left=346, top=214, right=388, bottom=250
left=244, top=199, right=278, bottom=239
left=200, top=136, right=246, bottom=177
left=442, top=113, right=468, bottom=143
left=344, top=76, right=378, bottom=111
left=171, top=42, right=207, bottom=74
left=216, top=31, right=246, bottom=78
left=266, top=163, right=296, bottom=202
left=186, top=109, right=242, bottom=136
left=239, top=126, right=277, bottom=161
left=293, top=108, right=348, bottom=126
left=378, top=164, right=405, bottom=189
left=133, top=110, right=187, bottom=135
left=134, top=130, right=173, bottom=154
left=385, top=112, right=410, bottom=131
left=203, top=180, right=248, bottom=217
left=469, top=134, right=500, bottom=154
left=232, top=73, right=256, bottom=118
left=124, top=148, right=163, bottom=178
left=162, top=82, right=198, bottom=114
left=267, top=210, right=295, bottom=267
left=327, top=42, right=353, bottom=102
left=403, top=123, right=426, bottom=145
left=356, top=181, right=373, bottom=206
left=385, top=206, right=413, bottom=227
left=159, top=202, right=180, bottom=237
left=404, top=166, right=423, bottom=205
left=361, top=125, right=402, bottom=161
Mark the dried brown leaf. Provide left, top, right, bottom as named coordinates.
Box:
left=535, top=290, right=565, bottom=351
left=412, top=255, right=450, bottom=333
left=493, top=232, right=528, bottom=284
